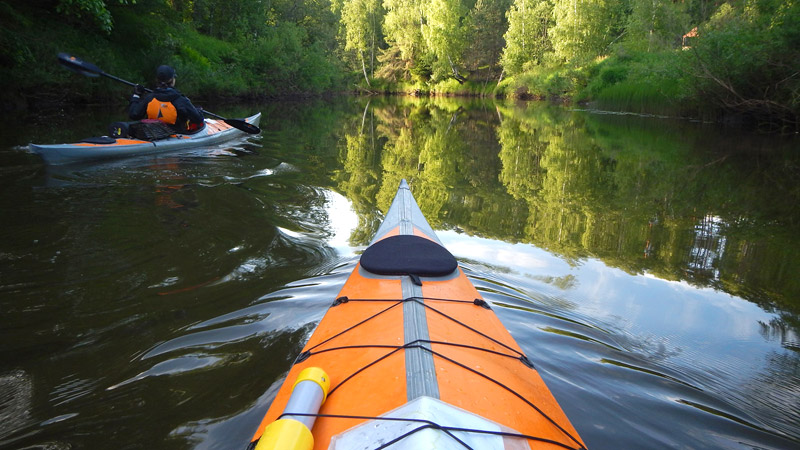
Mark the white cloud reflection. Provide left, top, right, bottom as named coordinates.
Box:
left=437, top=230, right=570, bottom=274
left=323, top=190, right=359, bottom=257
left=437, top=228, right=779, bottom=370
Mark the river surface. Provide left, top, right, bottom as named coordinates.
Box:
left=1, top=97, right=798, bottom=449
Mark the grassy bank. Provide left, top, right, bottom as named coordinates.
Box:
left=360, top=52, right=692, bottom=117
left=362, top=55, right=691, bottom=118
left=366, top=78, right=498, bottom=98
left=364, top=0, right=800, bottom=133
left=366, top=43, right=796, bottom=131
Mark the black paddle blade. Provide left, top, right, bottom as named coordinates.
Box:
left=223, top=118, right=261, bottom=135
left=58, top=53, right=103, bottom=77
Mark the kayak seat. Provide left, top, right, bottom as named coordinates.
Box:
left=360, top=235, right=458, bottom=280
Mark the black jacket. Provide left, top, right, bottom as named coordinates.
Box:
left=128, top=87, right=204, bottom=133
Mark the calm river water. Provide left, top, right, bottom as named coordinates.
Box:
left=1, top=97, right=798, bottom=449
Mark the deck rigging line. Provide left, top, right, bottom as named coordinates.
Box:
left=275, top=412, right=586, bottom=450
left=291, top=295, right=585, bottom=450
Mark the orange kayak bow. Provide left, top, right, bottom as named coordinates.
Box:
left=248, top=179, right=586, bottom=450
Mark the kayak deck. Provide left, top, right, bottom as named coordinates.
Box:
left=28, top=113, right=261, bottom=165
left=249, top=180, right=585, bottom=449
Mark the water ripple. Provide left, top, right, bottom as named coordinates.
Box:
left=0, top=370, right=34, bottom=440
left=108, top=353, right=250, bottom=390
left=460, top=261, right=800, bottom=448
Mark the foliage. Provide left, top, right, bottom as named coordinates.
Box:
left=56, top=0, right=134, bottom=33
left=550, top=0, right=622, bottom=64
left=382, top=0, right=428, bottom=82
left=686, top=0, right=800, bottom=130
left=501, top=0, right=553, bottom=75
left=337, top=0, right=385, bottom=83
left=0, top=0, right=346, bottom=108
left=3, top=0, right=800, bottom=129
left=237, top=22, right=342, bottom=95
left=496, top=64, right=585, bottom=99
left=464, top=0, right=511, bottom=73
left=622, top=0, right=690, bottom=52
left=421, top=0, right=469, bottom=81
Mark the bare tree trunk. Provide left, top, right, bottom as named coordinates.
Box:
left=360, top=99, right=371, bottom=135
left=360, top=50, right=371, bottom=87
left=447, top=55, right=466, bottom=84
left=370, top=10, right=375, bottom=79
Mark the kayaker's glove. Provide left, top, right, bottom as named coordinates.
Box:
left=132, top=84, right=146, bottom=98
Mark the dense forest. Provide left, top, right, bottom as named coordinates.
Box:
left=1, top=0, right=798, bottom=130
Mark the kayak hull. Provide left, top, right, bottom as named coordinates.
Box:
left=249, top=180, right=585, bottom=450
left=29, top=113, right=261, bottom=165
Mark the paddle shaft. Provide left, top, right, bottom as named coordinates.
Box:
left=98, top=70, right=141, bottom=90
left=196, top=110, right=227, bottom=121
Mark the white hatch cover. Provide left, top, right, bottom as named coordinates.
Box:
left=328, top=396, right=528, bottom=450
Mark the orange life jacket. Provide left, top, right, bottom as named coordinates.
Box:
left=146, top=99, right=179, bottom=125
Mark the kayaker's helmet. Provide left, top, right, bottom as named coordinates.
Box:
left=156, top=65, right=176, bottom=85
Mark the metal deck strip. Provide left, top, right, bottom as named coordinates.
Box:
left=403, top=278, right=438, bottom=400
left=398, top=186, right=440, bottom=400
left=399, top=184, right=413, bottom=235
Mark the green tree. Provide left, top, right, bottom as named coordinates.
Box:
left=550, top=0, right=620, bottom=63
left=686, top=0, right=718, bottom=23
left=382, top=0, right=429, bottom=81
left=689, top=0, right=800, bottom=129
left=464, top=0, right=512, bottom=73
left=501, top=0, right=554, bottom=74
left=56, top=0, right=134, bottom=33
left=337, top=0, right=385, bottom=86
left=422, top=0, right=469, bottom=82
left=624, top=0, right=689, bottom=52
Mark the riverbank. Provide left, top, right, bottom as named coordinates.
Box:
left=3, top=2, right=797, bottom=133
left=362, top=48, right=796, bottom=133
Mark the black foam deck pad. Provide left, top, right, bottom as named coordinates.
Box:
left=80, top=136, right=117, bottom=144
left=360, top=235, right=458, bottom=277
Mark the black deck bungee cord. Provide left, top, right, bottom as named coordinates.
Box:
left=317, top=339, right=521, bottom=398
left=320, top=296, right=525, bottom=357
left=277, top=412, right=585, bottom=450
left=285, top=295, right=586, bottom=450
left=303, top=339, right=583, bottom=449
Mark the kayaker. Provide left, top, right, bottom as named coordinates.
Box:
left=128, top=65, right=205, bottom=133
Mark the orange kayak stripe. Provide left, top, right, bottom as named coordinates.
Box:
left=422, top=274, right=585, bottom=448
left=74, top=138, right=150, bottom=147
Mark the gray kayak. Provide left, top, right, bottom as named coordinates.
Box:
left=29, top=112, right=261, bottom=165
